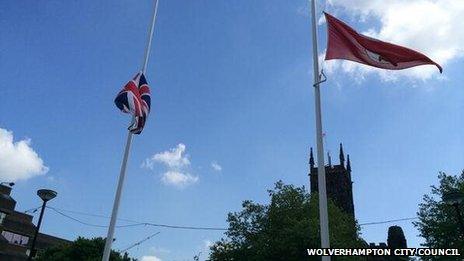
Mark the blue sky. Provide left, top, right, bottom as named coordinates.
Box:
left=1, top=0, right=463, bottom=260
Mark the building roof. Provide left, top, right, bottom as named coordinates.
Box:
left=0, top=184, right=71, bottom=259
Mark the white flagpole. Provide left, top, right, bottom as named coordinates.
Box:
left=102, top=0, right=160, bottom=260
left=310, top=0, right=331, bottom=259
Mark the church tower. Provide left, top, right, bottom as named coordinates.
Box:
left=309, top=143, right=355, bottom=218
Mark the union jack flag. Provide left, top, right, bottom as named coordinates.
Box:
left=114, top=72, right=151, bottom=134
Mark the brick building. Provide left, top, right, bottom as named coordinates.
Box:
left=0, top=184, right=70, bottom=260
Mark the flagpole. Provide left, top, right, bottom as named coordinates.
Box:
left=310, top=0, right=331, bottom=259
left=102, top=0, right=159, bottom=260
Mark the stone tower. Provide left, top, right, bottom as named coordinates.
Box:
left=309, top=143, right=355, bottom=217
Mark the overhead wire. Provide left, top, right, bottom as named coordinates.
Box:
left=48, top=207, right=145, bottom=228
left=120, top=231, right=160, bottom=252
left=47, top=206, right=227, bottom=231
left=359, top=217, right=418, bottom=226
left=47, top=206, right=418, bottom=230
left=48, top=206, right=140, bottom=224
left=23, top=206, right=41, bottom=214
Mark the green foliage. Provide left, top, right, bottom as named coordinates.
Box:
left=209, top=181, right=364, bottom=260
left=36, top=237, right=134, bottom=261
left=387, top=226, right=407, bottom=248
left=414, top=171, right=464, bottom=260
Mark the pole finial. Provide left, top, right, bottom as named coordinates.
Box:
left=327, top=151, right=332, bottom=167
left=309, top=147, right=315, bottom=168
left=347, top=154, right=351, bottom=172
left=339, top=143, right=345, bottom=167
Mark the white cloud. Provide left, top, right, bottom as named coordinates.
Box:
left=143, top=143, right=190, bottom=170
left=0, top=128, right=48, bottom=182
left=140, top=256, right=162, bottom=261
left=161, top=171, right=198, bottom=188
left=143, top=144, right=198, bottom=188
left=210, top=161, right=222, bottom=172
left=323, top=0, right=464, bottom=81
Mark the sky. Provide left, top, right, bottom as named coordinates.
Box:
left=1, top=0, right=463, bottom=260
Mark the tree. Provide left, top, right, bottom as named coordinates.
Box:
left=387, top=226, right=407, bottom=249
left=209, top=181, right=365, bottom=260
left=36, top=237, right=134, bottom=261
left=414, top=171, right=464, bottom=260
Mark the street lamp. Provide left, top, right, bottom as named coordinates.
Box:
left=27, top=189, right=57, bottom=260
left=443, top=190, right=464, bottom=239
left=0, top=182, right=15, bottom=187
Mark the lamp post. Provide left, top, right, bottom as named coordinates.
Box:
left=27, top=189, right=57, bottom=260
left=0, top=182, right=15, bottom=187
left=443, top=190, right=464, bottom=239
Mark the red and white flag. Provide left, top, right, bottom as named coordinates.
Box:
left=324, top=12, right=442, bottom=73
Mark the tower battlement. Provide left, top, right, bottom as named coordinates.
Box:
left=309, top=143, right=355, bottom=217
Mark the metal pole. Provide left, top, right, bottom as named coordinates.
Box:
left=101, top=1, right=159, bottom=260
left=101, top=133, right=133, bottom=261
left=28, top=200, right=47, bottom=261
left=310, top=0, right=331, bottom=259
left=141, top=0, right=160, bottom=74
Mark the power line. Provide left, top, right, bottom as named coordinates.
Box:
left=48, top=207, right=145, bottom=228
left=48, top=205, right=418, bottom=230
left=48, top=207, right=140, bottom=224
left=47, top=206, right=227, bottom=231
left=359, top=217, right=418, bottom=226
left=120, top=231, right=160, bottom=252
left=24, top=206, right=41, bottom=214
left=148, top=221, right=226, bottom=231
